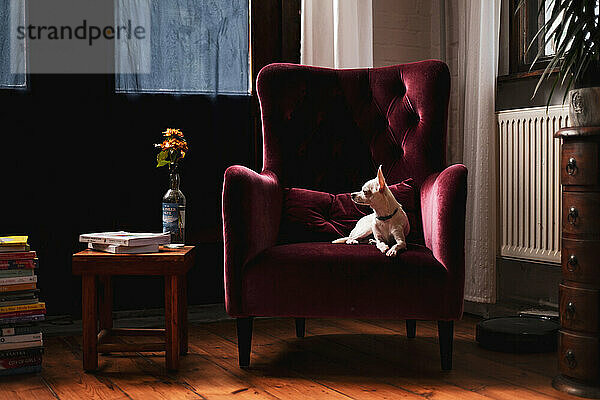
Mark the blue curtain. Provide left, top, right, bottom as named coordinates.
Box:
left=116, top=0, right=249, bottom=95
left=0, top=0, right=26, bottom=88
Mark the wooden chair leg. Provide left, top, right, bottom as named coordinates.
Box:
left=406, top=319, right=416, bottom=338
left=295, top=318, right=305, bottom=338
left=438, top=320, right=454, bottom=371
left=236, top=317, right=253, bottom=367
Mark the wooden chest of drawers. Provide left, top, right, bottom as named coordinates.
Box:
left=554, top=127, right=600, bottom=398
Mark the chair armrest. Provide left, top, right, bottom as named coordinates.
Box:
left=420, top=164, right=468, bottom=279
left=222, top=166, right=282, bottom=316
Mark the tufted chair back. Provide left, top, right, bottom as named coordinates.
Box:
left=256, top=61, right=451, bottom=193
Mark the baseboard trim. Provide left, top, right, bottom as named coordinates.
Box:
left=464, top=299, right=558, bottom=319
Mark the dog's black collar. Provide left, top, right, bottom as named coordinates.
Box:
left=376, top=208, right=398, bottom=221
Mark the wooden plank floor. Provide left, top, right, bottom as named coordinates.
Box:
left=0, top=316, right=581, bottom=399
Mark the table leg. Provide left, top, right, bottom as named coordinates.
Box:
left=82, top=274, right=98, bottom=371
left=165, top=275, right=180, bottom=370
left=99, top=276, right=113, bottom=331
left=179, top=274, right=188, bottom=355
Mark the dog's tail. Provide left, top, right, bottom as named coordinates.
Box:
left=331, top=237, right=348, bottom=244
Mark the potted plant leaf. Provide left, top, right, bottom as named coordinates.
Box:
left=520, top=0, right=600, bottom=126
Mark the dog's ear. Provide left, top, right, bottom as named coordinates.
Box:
left=377, top=165, right=387, bottom=192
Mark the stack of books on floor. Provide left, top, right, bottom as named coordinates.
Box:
left=79, top=231, right=170, bottom=254
left=0, top=236, right=44, bottom=376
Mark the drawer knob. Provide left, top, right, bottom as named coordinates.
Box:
left=565, top=302, right=576, bottom=318
left=568, top=207, right=579, bottom=224
left=567, top=255, right=578, bottom=272
left=566, top=157, right=578, bottom=175
left=565, top=349, right=577, bottom=369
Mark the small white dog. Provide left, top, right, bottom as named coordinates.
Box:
left=332, top=166, right=409, bottom=257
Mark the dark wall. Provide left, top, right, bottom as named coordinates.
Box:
left=0, top=74, right=254, bottom=317
left=0, top=0, right=301, bottom=318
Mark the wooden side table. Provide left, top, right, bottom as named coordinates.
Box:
left=72, top=246, right=195, bottom=371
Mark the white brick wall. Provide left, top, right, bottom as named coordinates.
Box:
left=373, top=0, right=433, bottom=66
left=373, top=0, right=461, bottom=163
left=441, top=0, right=462, bottom=163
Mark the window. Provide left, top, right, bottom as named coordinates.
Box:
left=0, top=0, right=26, bottom=88
left=510, top=0, right=599, bottom=74
left=115, top=0, right=250, bottom=95
left=510, top=0, right=553, bottom=73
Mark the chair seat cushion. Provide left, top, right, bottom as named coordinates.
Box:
left=242, top=242, right=460, bottom=320
left=279, top=179, right=423, bottom=244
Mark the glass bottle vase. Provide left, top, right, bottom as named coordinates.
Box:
left=162, top=171, right=186, bottom=248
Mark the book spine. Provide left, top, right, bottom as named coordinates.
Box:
left=0, top=354, right=42, bottom=370
left=88, top=243, right=159, bottom=254
left=103, top=237, right=131, bottom=246
left=0, top=325, right=41, bottom=337
left=0, top=347, right=43, bottom=358
left=0, top=276, right=37, bottom=285
left=0, top=252, right=36, bottom=262
left=0, top=297, right=38, bottom=306
left=0, top=339, right=43, bottom=351
left=0, top=309, right=46, bottom=319
left=0, top=259, right=38, bottom=270
left=0, top=364, right=42, bottom=376
left=79, top=236, right=108, bottom=244
left=0, top=333, right=42, bottom=344
left=88, top=243, right=118, bottom=253
left=0, top=283, right=36, bottom=293
left=0, top=302, right=45, bottom=314
left=103, top=238, right=168, bottom=246
left=0, top=244, right=30, bottom=253
left=0, top=237, right=28, bottom=246
left=0, top=270, right=34, bottom=279
left=0, top=314, right=45, bottom=326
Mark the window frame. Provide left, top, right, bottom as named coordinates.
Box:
left=509, top=0, right=553, bottom=75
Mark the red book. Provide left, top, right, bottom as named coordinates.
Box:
left=0, top=309, right=46, bottom=319
left=0, top=252, right=36, bottom=261
left=0, top=259, right=38, bottom=270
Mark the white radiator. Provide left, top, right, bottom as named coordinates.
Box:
left=497, top=105, right=568, bottom=264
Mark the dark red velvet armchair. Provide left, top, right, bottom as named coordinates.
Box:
left=222, top=61, right=467, bottom=370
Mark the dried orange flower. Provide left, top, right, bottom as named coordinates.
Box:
left=155, top=128, right=189, bottom=170
left=163, top=128, right=184, bottom=138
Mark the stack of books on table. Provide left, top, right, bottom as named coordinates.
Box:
left=0, top=236, right=44, bottom=376
left=79, top=231, right=171, bottom=254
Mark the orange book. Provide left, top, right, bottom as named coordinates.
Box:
left=0, top=283, right=36, bottom=293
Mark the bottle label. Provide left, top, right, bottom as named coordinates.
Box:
left=162, top=203, right=186, bottom=244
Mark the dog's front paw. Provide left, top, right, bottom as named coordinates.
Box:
left=385, top=247, right=397, bottom=257
left=386, top=242, right=406, bottom=257
left=376, top=242, right=389, bottom=253
left=386, top=245, right=400, bottom=257
left=346, top=238, right=359, bottom=244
